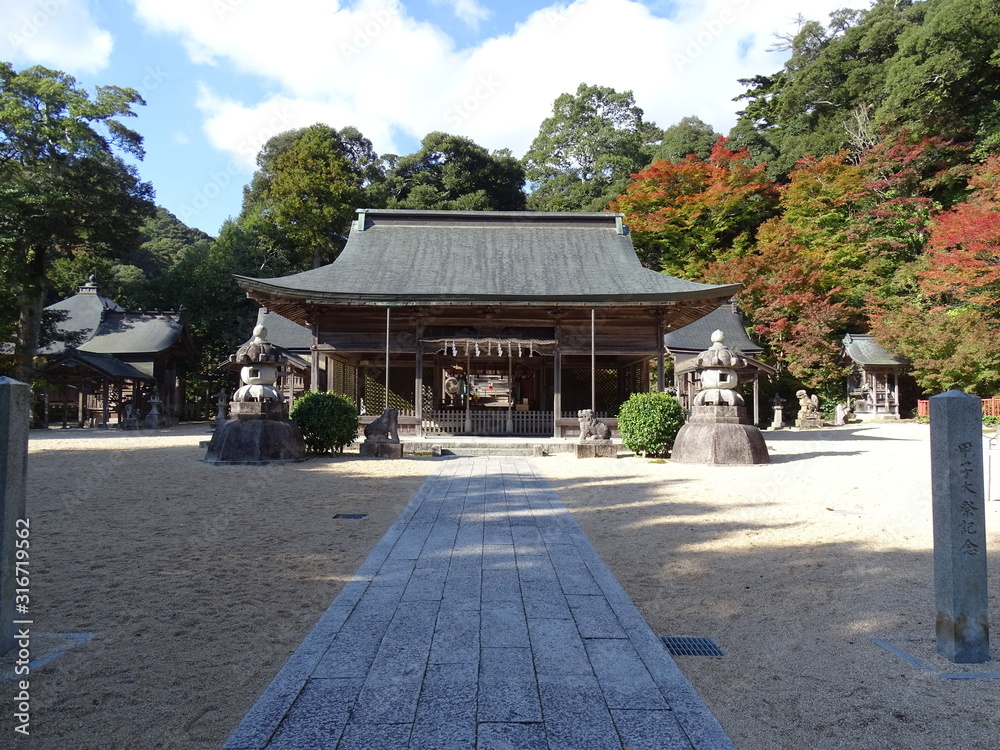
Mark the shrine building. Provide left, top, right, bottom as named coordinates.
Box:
left=235, top=209, right=740, bottom=438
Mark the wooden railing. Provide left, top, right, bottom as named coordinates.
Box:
left=420, top=409, right=554, bottom=436
left=917, top=397, right=1000, bottom=418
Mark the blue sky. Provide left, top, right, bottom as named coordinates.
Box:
left=1, top=0, right=855, bottom=237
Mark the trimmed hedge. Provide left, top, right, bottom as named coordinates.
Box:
left=617, top=391, right=685, bottom=458
left=290, top=391, right=359, bottom=454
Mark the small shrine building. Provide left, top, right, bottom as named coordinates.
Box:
left=37, top=277, right=197, bottom=427
left=236, top=209, right=740, bottom=438
left=841, top=333, right=907, bottom=419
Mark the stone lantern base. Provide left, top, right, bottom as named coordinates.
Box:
left=204, top=403, right=307, bottom=465
left=671, top=405, right=769, bottom=465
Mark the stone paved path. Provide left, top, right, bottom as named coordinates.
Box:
left=223, top=457, right=737, bottom=750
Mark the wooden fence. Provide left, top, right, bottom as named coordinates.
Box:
left=917, top=397, right=1000, bottom=418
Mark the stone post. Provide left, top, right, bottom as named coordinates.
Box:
left=930, top=390, right=990, bottom=663
left=1, top=378, right=30, bottom=655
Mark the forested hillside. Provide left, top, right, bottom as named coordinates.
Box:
left=3, top=0, right=998, bottom=403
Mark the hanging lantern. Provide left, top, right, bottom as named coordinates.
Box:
left=487, top=341, right=492, bottom=355
left=475, top=343, right=480, bottom=357
left=498, top=343, right=503, bottom=356
left=452, top=342, right=457, bottom=356
left=465, top=341, right=469, bottom=356
left=518, top=343, right=522, bottom=357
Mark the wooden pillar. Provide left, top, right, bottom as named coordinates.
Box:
left=384, top=307, right=391, bottom=411
left=506, top=349, right=514, bottom=434
left=464, top=354, right=472, bottom=434
left=590, top=309, right=596, bottom=412
left=894, top=369, right=900, bottom=416
left=311, top=318, right=320, bottom=393
left=77, top=386, right=85, bottom=427
left=415, top=320, right=424, bottom=438
left=656, top=316, right=666, bottom=393
left=553, top=324, right=562, bottom=438
left=101, top=379, right=110, bottom=429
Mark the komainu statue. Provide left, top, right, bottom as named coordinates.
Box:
left=578, top=409, right=611, bottom=442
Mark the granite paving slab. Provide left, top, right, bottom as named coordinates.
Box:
left=223, top=457, right=737, bottom=750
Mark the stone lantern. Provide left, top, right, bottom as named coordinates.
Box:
left=204, top=324, right=306, bottom=464
left=670, top=330, right=769, bottom=465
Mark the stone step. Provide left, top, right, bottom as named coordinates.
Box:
left=435, top=446, right=540, bottom=457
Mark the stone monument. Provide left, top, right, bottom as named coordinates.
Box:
left=0, top=378, right=30, bottom=655
left=670, top=331, right=769, bottom=465
left=794, top=389, right=824, bottom=429
left=574, top=408, right=617, bottom=458
left=930, top=390, right=990, bottom=663
left=204, top=324, right=307, bottom=465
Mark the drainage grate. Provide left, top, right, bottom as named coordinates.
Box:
left=661, top=636, right=724, bottom=657
left=333, top=513, right=367, bottom=520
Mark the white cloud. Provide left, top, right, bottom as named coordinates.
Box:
left=194, top=85, right=399, bottom=170
left=0, top=0, right=112, bottom=74
left=433, top=0, right=492, bottom=28
left=131, top=0, right=854, bottom=165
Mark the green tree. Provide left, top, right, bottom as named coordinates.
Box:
left=0, top=63, right=154, bottom=380
left=378, top=132, right=526, bottom=211
left=238, top=124, right=383, bottom=268
left=730, top=0, right=1000, bottom=177
left=880, top=0, right=1000, bottom=157
left=524, top=83, right=660, bottom=211
left=654, top=116, right=720, bottom=163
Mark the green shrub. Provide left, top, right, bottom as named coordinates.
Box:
left=617, top=391, right=685, bottom=458
left=290, top=391, right=359, bottom=454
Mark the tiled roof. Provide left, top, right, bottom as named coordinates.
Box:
left=38, top=350, right=153, bottom=381
left=842, top=333, right=907, bottom=367
left=236, top=209, right=740, bottom=306
left=664, top=305, right=762, bottom=355
left=77, top=311, right=189, bottom=355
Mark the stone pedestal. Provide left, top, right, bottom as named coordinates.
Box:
left=794, top=413, right=824, bottom=429
left=360, top=442, right=404, bottom=459
left=671, top=405, right=770, bottom=465
left=574, top=442, right=617, bottom=459
left=204, top=403, right=307, bottom=465
left=769, top=405, right=784, bottom=430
